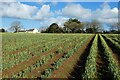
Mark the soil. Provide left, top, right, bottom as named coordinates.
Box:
left=2, top=43, right=65, bottom=78
left=27, top=38, right=84, bottom=78
left=102, top=35, right=120, bottom=67
left=96, top=35, right=113, bottom=80
left=3, top=36, right=77, bottom=62
left=49, top=35, right=95, bottom=79
left=2, top=37, right=81, bottom=78
left=28, top=53, right=64, bottom=78
left=3, top=34, right=118, bottom=79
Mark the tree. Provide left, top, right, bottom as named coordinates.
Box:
left=84, top=20, right=103, bottom=33
left=45, top=23, right=63, bottom=33
left=64, top=18, right=83, bottom=33
left=0, top=28, right=5, bottom=32
left=83, top=22, right=91, bottom=29
left=90, top=19, right=103, bottom=33
left=109, top=22, right=120, bottom=34
left=86, top=28, right=93, bottom=33
left=83, top=22, right=91, bottom=33
left=39, top=27, right=47, bottom=33
left=10, top=21, right=23, bottom=33
left=109, top=22, right=120, bottom=40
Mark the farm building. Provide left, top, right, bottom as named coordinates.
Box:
left=18, top=30, right=26, bottom=32
left=26, top=28, right=39, bottom=33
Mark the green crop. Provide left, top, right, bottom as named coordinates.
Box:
left=83, top=34, right=98, bottom=79
left=100, top=34, right=120, bottom=80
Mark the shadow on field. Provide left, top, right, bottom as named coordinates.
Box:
left=97, top=35, right=113, bottom=80
left=102, top=35, right=120, bottom=60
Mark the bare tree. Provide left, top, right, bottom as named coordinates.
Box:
left=10, top=21, right=23, bottom=32
left=109, top=23, right=120, bottom=33
left=90, top=19, right=103, bottom=33
left=109, top=22, right=120, bottom=40
left=84, top=20, right=103, bottom=33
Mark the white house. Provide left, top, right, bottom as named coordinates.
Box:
left=26, top=28, right=39, bottom=33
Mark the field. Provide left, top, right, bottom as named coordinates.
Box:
left=1, top=33, right=120, bottom=79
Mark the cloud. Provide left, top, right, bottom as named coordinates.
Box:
left=33, top=5, right=53, bottom=20
left=62, top=4, right=92, bottom=21
left=0, top=0, right=16, bottom=2
left=60, top=2, right=118, bottom=24
left=52, top=0, right=76, bottom=2
left=0, top=2, right=54, bottom=20
left=51, top=2, right=58, bottom=6
left=39, top=16, right=69, bottom=28
left=1, top=0, right=119, bottom=2
left=0, top=1, right=118, bottom=26
left=47, top=17, right=68, bottom=27
left=0, top=2, right=37, bottom=19
left=94, top=2, right=118, bottom=23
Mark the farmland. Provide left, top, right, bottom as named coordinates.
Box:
left=1, top=33, right=120, bottom=79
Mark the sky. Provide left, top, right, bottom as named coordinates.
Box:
left=0, top=0, right=119, bottom=31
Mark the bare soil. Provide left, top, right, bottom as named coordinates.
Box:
left=49, top=35, right=95, bottom=79
left=28, top=38, right=84, bottom=78
left=2, top=42, right=65, bottom=78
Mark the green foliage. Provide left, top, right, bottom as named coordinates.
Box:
left=83, top=34, right=98, bottom=79
left=100, top=34, right=120, bottom=80
left=3, top=33, right=75, bottom=71
left=43, top=23, right=63, bottom=33
left=103, top=35, right=120, bottom=50
left=55, top=47, right=63, bottom=54
left=41, top=68, right=54, bottom=78
left=40, top=35, right=92, bottom=78
left=64, top=18, right=84, bottom=33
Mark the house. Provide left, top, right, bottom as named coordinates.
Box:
left=18, top=30, right=26, bottom=32
left=26, top=28, right=38, bottom=33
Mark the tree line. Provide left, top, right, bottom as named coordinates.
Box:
left=41, top=18, right=120, bottom=34
left=1, top=18, right=120, bottom=34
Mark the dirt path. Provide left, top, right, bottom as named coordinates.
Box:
left=96, top=35, right=113, bottom=80
left=49, top=35, right=95, bottom=79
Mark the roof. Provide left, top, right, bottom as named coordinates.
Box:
left=18, top=30, right=26, bottom=32
left=26, top=29, right=34, bottom=31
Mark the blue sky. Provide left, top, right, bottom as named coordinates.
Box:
left=0, top=1, right=118, bottom=31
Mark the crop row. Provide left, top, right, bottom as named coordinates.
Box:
left=2, top=35, right=82, bottom=71
left=2, top=34, right=70, bottom=55
left=3, top=33, right=81, bottom=54
left=40, top=35, right=91, bottom=78
left=11, top=38, right=80, bottom=78
left=103, top=34, right=120, bottom=44
left=102, top=35, right=120, bottom=50
left=83, top=34, right=98, bottom=79
left=12, top=52, right=55, bottom=78
left=2, top=34, right=93, bottom=78
left=100, top=34, right=120, bottom=80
